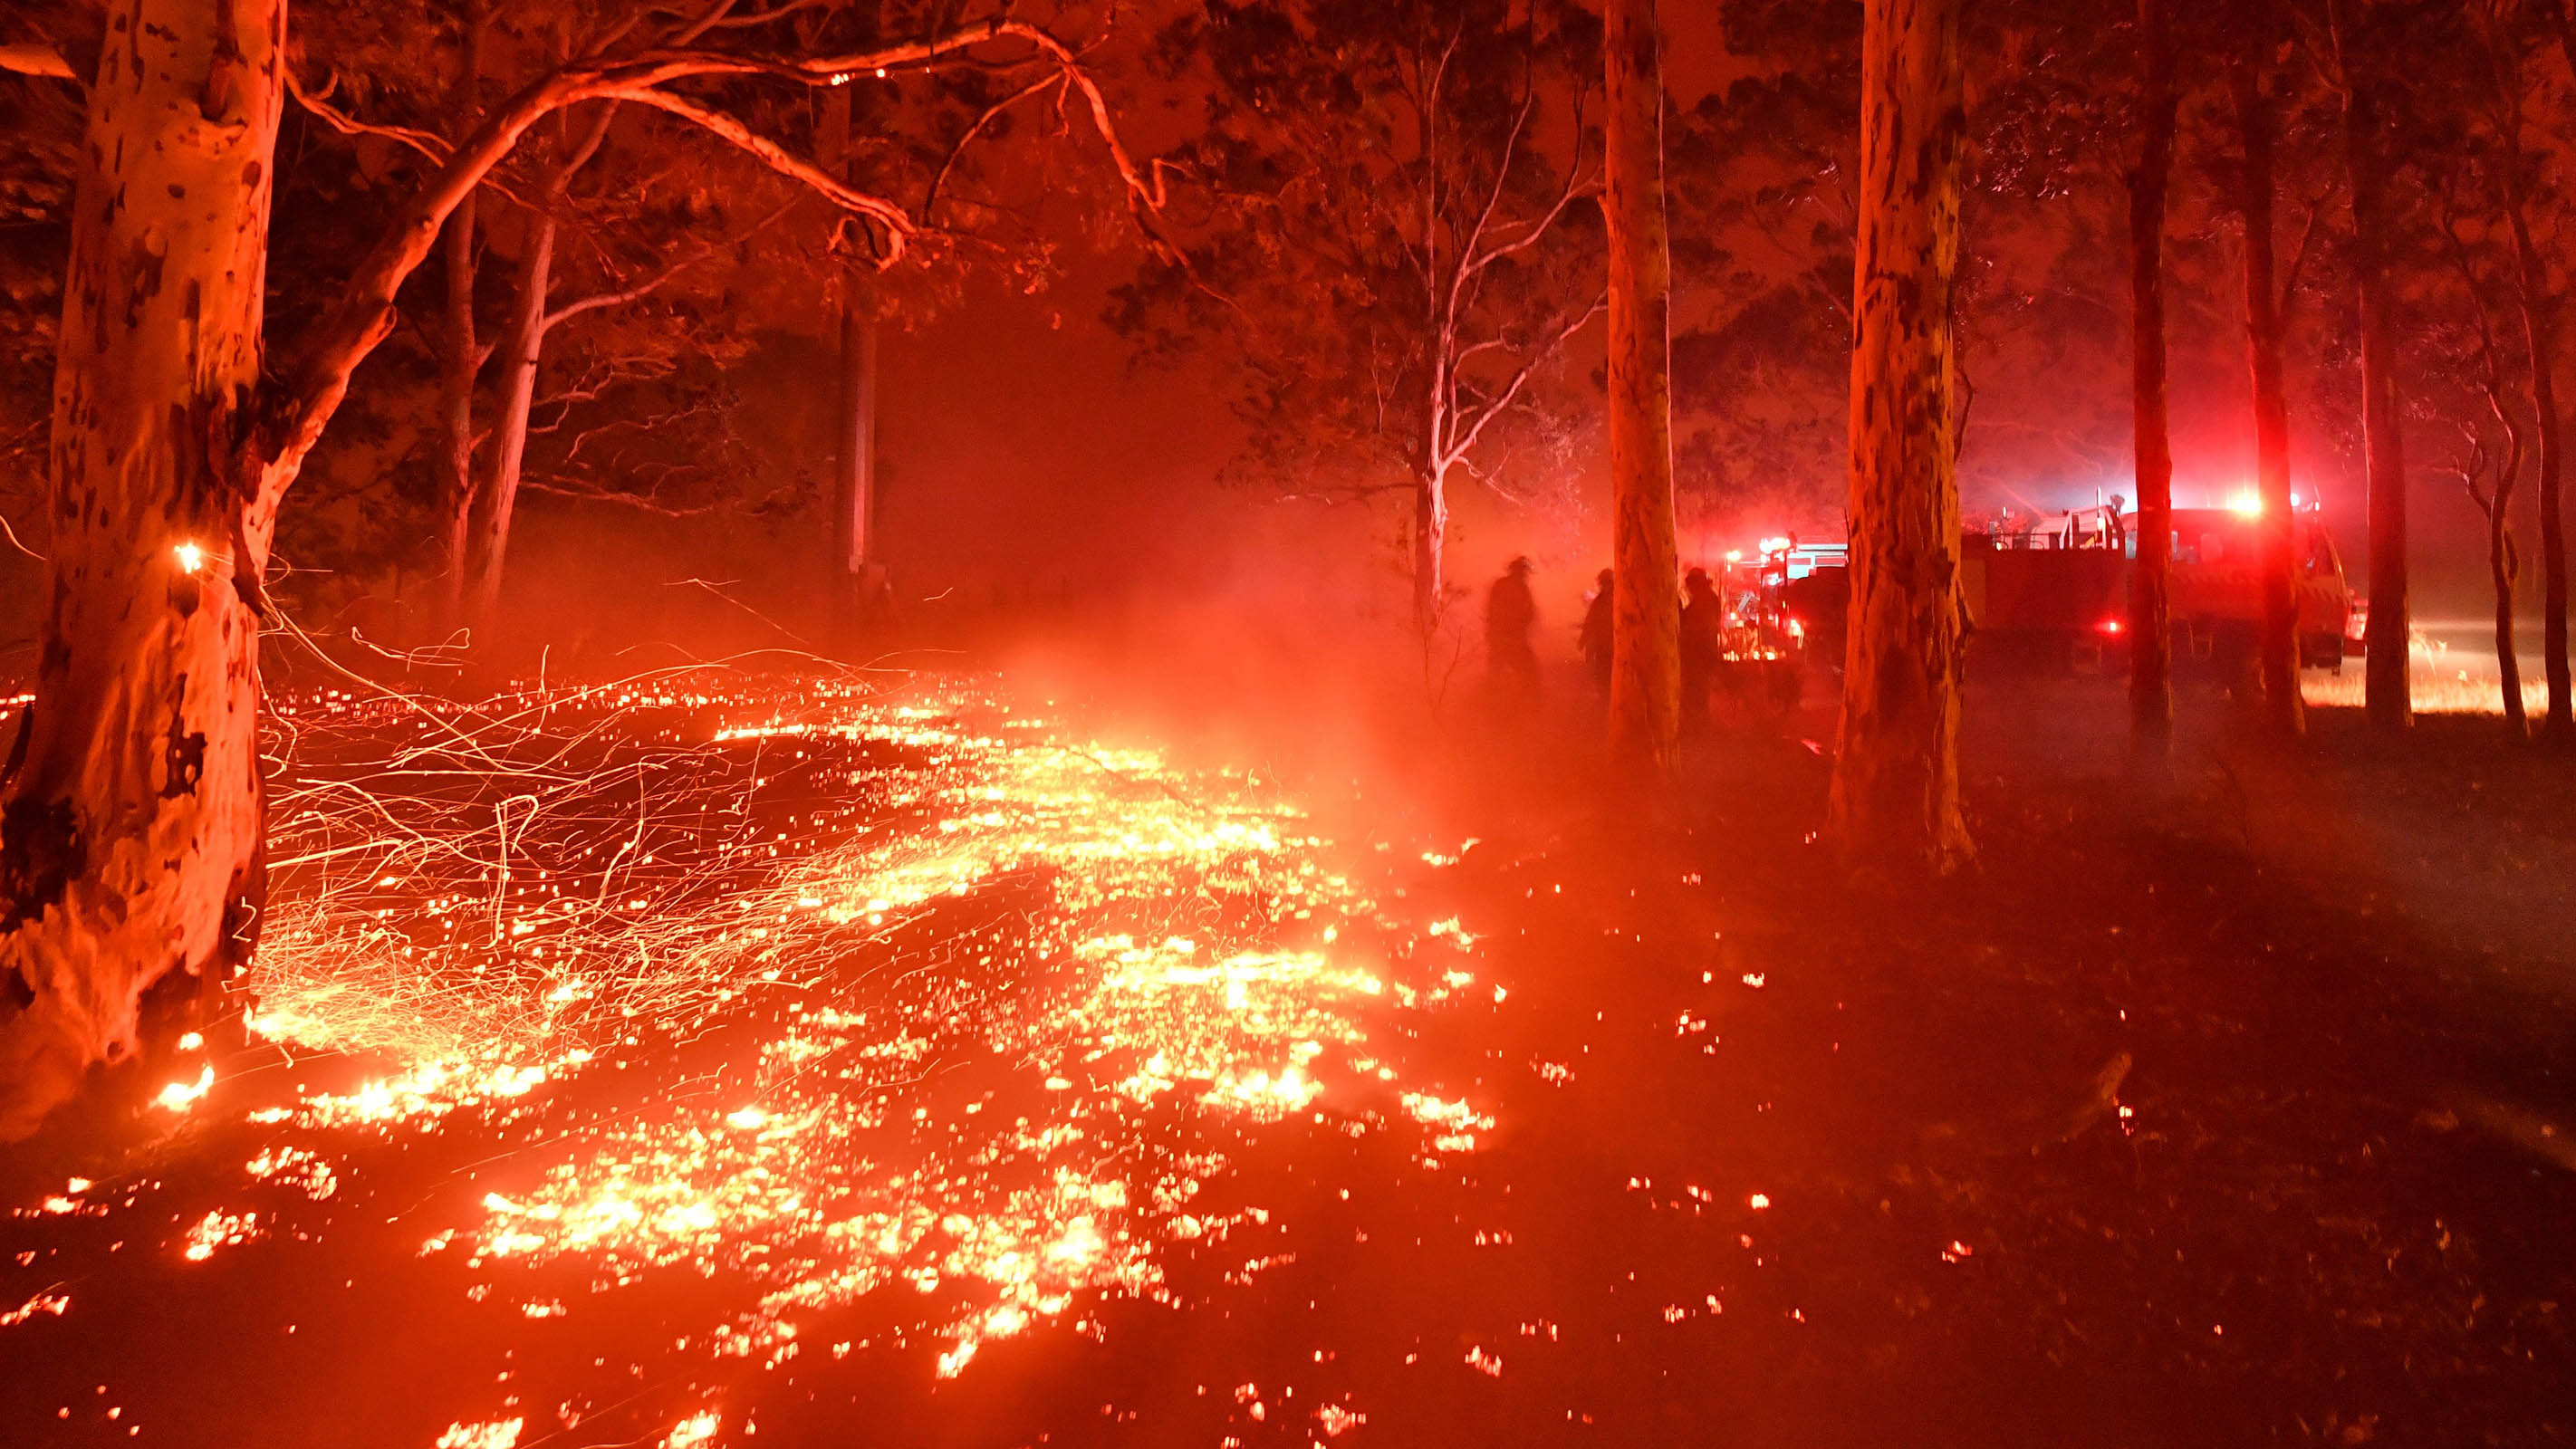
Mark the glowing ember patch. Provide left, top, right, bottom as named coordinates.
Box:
left=154, top=1064, right=214, bottom=1112
left=1400, top=1092, right=1495, bottom=1151
left=0, top=1290, right=71, bottom=1329
left=435, top=1419, right=523, bottom=1449
left=664, top=1412, right=720, bottom=1447
left=181, top=1210, right=262, bottom=1262
left=245, top=1147, right=336, bottom=1200
left=179, top=679, right=1493, bottom=1415
left=173, top=541, right=204, bottom=573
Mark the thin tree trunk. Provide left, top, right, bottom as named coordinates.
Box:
left=2504, top=199, right=2571, bottom=737
left=2333, top=0, right=2411, bottom=731
left=822, top=84, right=878, bottom=646
left=437, top=0, right=487, bottom=630
left=2229, top=52, right=2304, bottom=739
left=2492, top=498, right=2525, bottom=731
left=466, top=208, right=558, bottom=636
left=466, top=89, right=617, bottom=640
left=1828, top=0, right=1971, bottom=871
left=0, top=0, right=284, bottom=1137
left=831, top=283, right=879, bottom=638
left=2448, top=182, right=2531, bottom=734
left=1413, top=465, right=1447, bottom=638
left=2127, top=0, right=2178, bottom=763
left=1604, top=0, right=1679, bottom=775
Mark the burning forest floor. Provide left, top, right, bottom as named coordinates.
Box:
left=4, top=663, right=2574, bottom=1448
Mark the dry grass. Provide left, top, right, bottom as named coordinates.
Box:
left=2301, top=666, right=2542, bottom=715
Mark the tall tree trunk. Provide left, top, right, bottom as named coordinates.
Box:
left=2450, top=184, right=2530, bottom=734
left=2127, top=0, right=2178, bottom=763
left=1603, top=0, right=1679, bottom=774
left=821, top=85, right=878, bottom=647
left=2334, top=0, right=2411, bottom=732
left=1413, top=465, right=1447, bottom=638
left=437, top=0, right=487, bottom=631
left=2229, top=52, right=2304, bottom=739
left=2491, top=494, right=2526, bottom=732
left=831, top=283, right=879, bottom=638
left=1828, top=0, right=1971, bottom=871
left=2504, top=199, right=2571, bottom=737
left=463, top=86, right=621, bottom=643
left=466, top=208, right=558, bottom=638
left=0, top=0, right=284, bottom=1137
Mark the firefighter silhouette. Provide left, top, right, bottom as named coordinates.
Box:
left=1578, top=568, right=1614, bottom=694
left=1679, top=566, right=1722, bottom=734
left=1486, top=557, right=1541, bottom=702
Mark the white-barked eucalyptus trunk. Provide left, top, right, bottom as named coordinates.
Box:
left=1828, top=0, right=1972, bottom=871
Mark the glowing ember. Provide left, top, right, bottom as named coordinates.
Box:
left=59, top=673, right=1502, bottom=1445
left=664, top=1410, right=721, bottom=1446
left=435, top=1420, right=523, bottom=1449
left=0, top=1289, right=71, bottom=1329
left=181, top=1209, right=263, bottom=1262
left=154, top=1063, right=214, bottom=1112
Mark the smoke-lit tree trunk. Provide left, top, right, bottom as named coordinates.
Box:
left=0, top=0, right=285, bottom=1137
left=2487, top=485, right=2526, bottom=731
left=1412, top=463, right=1448, bottom=638
left=437, top=0, right=487, bottom=630
left=2127, top=0, right=2178, bottom=763
left=466, top=94, right=623, bottom=640
left=2504, top=197, right=2571, bottom=738
left=1603, top=0, right=1679, bottom=774
left=831, top=284, right=879, bottom=638
left=2228, top=52, right=2304, bottom=740
left=821, top=85, right=879, bottom=646
left=2333, top=0, right=2411, bottom=732
left=2475, top=372, right=2529, bottom=734
left=2442, top=178, right=2530, bottom=733
left=1828, top=0, right=1971, bottom=871
left=466, top=209, right=558, bottom=638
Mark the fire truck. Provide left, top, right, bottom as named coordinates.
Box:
left=1741, top=498, right=2358, bottom=676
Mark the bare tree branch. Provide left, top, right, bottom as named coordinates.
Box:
left=287, top=67, right=456, bottom=168
left=522, top=475, right=725, bottom=515
left=925, top=71, right=1068, bottom=223
left=606, top=85, right=913, bottom=236
left=1444, top=292, right=1605, bottom=468
left=545, top=197, right=796, bottom=343
left=265, top=15, right=1158, bottom=500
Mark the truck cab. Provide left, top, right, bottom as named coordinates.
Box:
left=2148, top=506, right=2352, bottom=670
